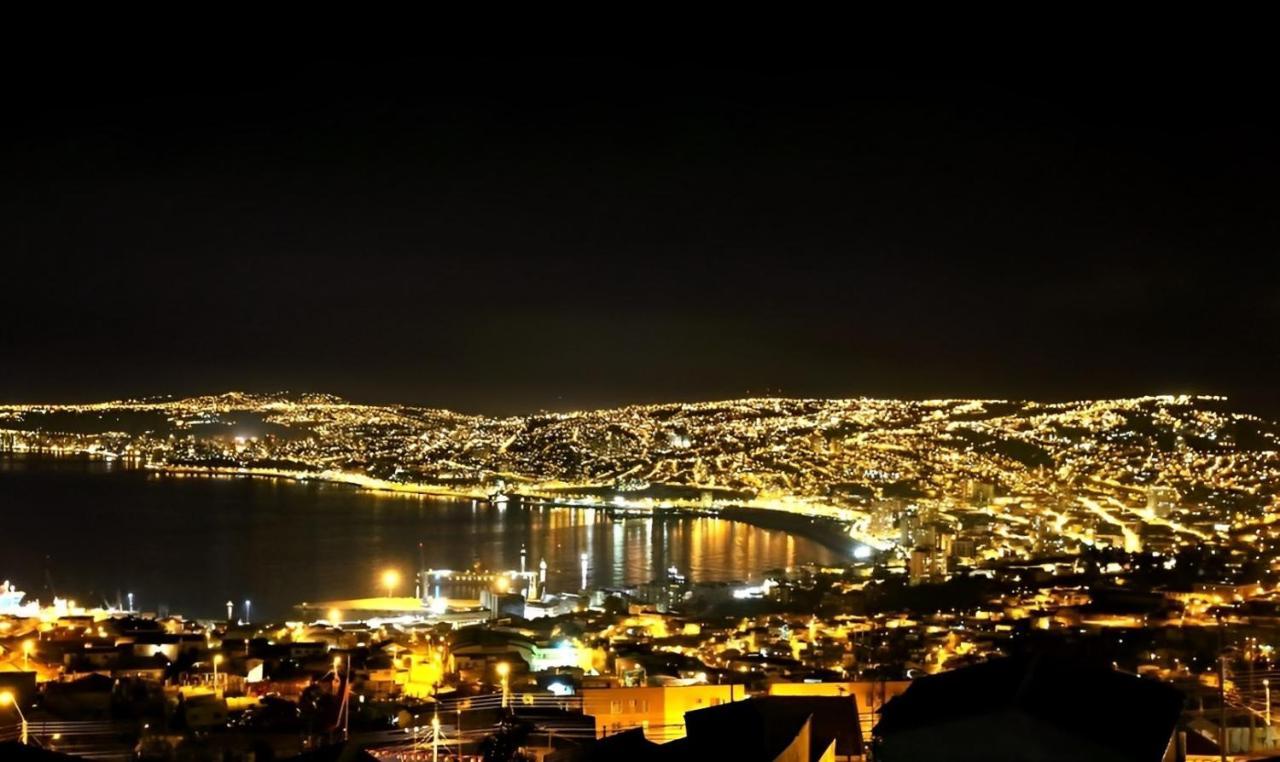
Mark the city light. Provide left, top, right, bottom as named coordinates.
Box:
left=4, top=52, right=1276, bottom=762
left=382, top=569, right=401, bottom=598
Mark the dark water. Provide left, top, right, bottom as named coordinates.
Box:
left=0, top=454, right=840, bottom=619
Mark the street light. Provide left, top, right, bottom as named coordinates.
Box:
left=496, top=662, right=511, bottom=709
left=382, top=569, right=401, bottom=599
left=1266, top=678, right=1272, bottom=726
left=21, top=639, right=34, bottom=669
left=0, top=691, right=27, bottom=745
left=213, top=654, right=224, bottom=694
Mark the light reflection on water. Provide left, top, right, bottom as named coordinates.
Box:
left=0, top=453, right=839, bottom=619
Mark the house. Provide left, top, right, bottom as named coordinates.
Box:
left=670, top=697, right=840, bottom=762
left=581, top=683, right=742, bottom=741
left=768, top=680, right=911, bottom=737
left=553, top=727, right=660, bottom=762
left=683, top=696, right=860, bottom=761
left=874, top=654, right=1183, bottom=761
left=563, top=696, right=847, bottom=762
left=42, top=673, right=115, bottom=717
left=182, top=693, right=229, bottom=729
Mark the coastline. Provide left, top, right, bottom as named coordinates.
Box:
left=4, top=447, right=865, bottom=558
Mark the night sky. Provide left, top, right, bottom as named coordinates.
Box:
left=3, top=54, right=1277, bottom=415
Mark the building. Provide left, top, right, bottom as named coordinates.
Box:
left=768, top=680, right=910, bottom=737
left=1146, top=487, right=1179, bottom=518
left=874, top=654, right=1183, bottom=761
left=908, top=547, right=947, bottom=585
left=675, top=696, right=856, bottom=761
left=581, top=684, right=742, bottom=742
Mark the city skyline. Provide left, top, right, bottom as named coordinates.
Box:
left=5, top=47, right=1280, bottom=761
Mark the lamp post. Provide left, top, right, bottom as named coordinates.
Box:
left=244, top=599, right=252, bottom=624
left=497, top=662, right=510, bottom=709
left=1, top=691, right=28, bottom=745
left=382, top=569, right=401, bottom=599
left=343, top=656, right=352, bottom=740
left=431, top=713, right=441, bottom=762
left=213, top=654, right=223, bottom=695
left=22, top=639, right=33, bottom=670
left=1266, top=678, right=1272, bottom=726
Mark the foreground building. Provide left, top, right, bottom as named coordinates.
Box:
left=559, top=694, right=859, bottom=762
left=873, top=655, right=1183, bottom=762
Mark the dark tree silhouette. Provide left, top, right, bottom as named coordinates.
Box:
left=480, top=716, right=534, bottom=762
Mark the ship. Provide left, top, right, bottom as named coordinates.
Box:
left=0, top=580, right=38, bottom=616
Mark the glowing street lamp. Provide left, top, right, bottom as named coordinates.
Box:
left=21, top=639, right=34, bottom=669
left=0, top=691, right=26, bottom=745
left=1266, top=678, right=1272, bottom=726
left=213, top=654, right=224, bottom=693
left=496, top=662, right=511, bottom=709
left=382, top=569, right=401, bottom=599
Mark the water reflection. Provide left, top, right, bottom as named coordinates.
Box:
left=0, top=454, right=840, bottom=619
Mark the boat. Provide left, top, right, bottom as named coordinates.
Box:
left=0, top=580, right=38, bottom=616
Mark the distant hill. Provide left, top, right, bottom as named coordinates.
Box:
left=1, top=393, right=1277, bottom=520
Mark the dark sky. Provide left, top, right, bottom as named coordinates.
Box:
left=2, top=53, right=1277, bottom=415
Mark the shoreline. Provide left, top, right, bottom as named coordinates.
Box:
left=4, top=449, right=864, bottom=558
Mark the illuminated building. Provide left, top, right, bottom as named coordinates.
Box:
left=581, top=684, right=743, bottom=742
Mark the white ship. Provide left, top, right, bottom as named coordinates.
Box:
left=0, top=580, right=38, bottom=616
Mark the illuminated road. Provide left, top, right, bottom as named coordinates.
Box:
left=1078, top=496, right=1142, bottom=552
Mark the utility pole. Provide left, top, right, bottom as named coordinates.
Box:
left=1220, top=653, right=1228, bottom=762
left=1266, top=678, right=1272, bottom=726
left=343, top=657, right=352, bottom=740
left=1217, top=613, right=1227, bottom=762
left=1251, top=654, right=1257, bottom=753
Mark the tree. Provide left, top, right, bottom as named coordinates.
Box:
left=480, top=716, right=534, bottom=762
